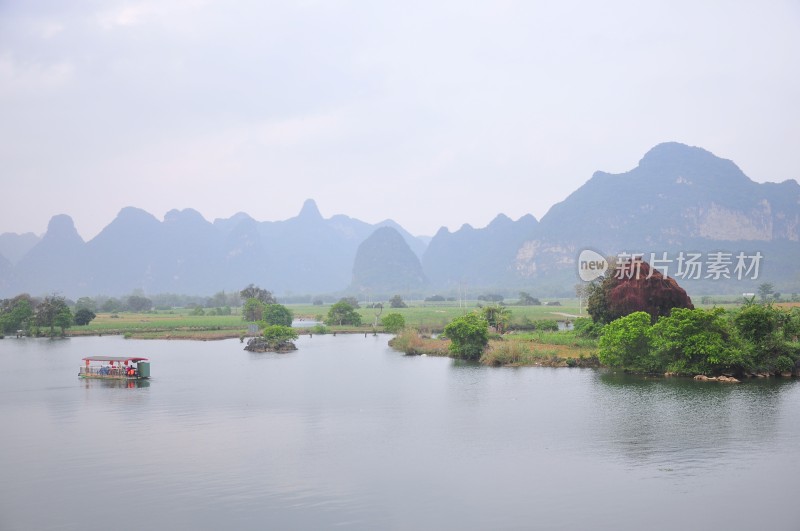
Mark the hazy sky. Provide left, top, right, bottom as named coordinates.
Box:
left=1, top=1, right=798, bottom=240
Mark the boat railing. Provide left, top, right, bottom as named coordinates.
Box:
left=80, top=366, right=139, bottom=377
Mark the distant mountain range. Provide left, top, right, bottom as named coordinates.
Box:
left=1, top=142, right=798, bottom=299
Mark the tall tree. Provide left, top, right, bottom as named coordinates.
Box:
left=35, top=295, right=73, bottom=336
left=240, top=284, right=276, bottom=304
left=757, top=283, right=775, bottom=302
left=243, top=298, right=265, bottom=322
left=482, top=304, right=511, bottom=333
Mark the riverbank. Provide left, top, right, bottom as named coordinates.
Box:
left=388, top=329, right=600, bottom=368
left=58, top=307, right=599, bottom=366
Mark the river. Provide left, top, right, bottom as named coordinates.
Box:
left=1, top=334, right=798, bottom=530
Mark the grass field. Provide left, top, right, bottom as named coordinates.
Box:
left=68, top=311, right=248, bottom=339
left=64, top=298, right=763, bottom=365
left=66, top=300, right=586, bottom=339
left=296, top=301, right=585, bottom=331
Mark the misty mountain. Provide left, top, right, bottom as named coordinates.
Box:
left=1, top=143, right=798, bottom=299
left=511, top=142, right=800, bottom=293
left=15, top=215, right=87, bottom=296
left=0, top=232, right=40, bottom=264
left=3, top=199, right=430, bottom=298
left=0, top=254, right=14, bottom=295
left=83, top=207, right=163, bottom=295
left=350, top=227, right=426, bottom=295
left=422, top=213, right=539, bottom=290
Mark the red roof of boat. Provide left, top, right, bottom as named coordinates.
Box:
left=82, top=356, right=149, bottom=362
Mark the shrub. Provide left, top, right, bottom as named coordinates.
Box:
left=391, top=328, right=426, bottom=355
left=733, top=304, right=780, bottom=344
left=480, top=341, right=532, bottom=366
left=598, top=312, right=653, bottom=371
left=73, top=308, right=97, bottom=326
left=381, top=313, right=406, bottom=334
left=444, top=312, right=489, bottom=360
left=651, top=307, right=744, bottom=375
left=573, top=317, right=603, bottom=338
left=262, top=325, right=298, bottom=344
left=773, top=355, right=794, bottom=374
left=535, top=320, right=559, bottom=332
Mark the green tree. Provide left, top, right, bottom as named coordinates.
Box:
left=0, top=295, right=34, bottom=333
left=389, top=295, right=407, bottom=308
left=651, top=307, right=744, bottom=375
left=444, top=312, right=489, bottom=360
left=757, top=282, right=775, bottom=302
left=733, top=303, right=780, bottom=344
left=126, top=295, right=152, bottom=312
left=340, top=296, right=361, bottom=309
left=482, top=304, right=511, bottom=333
left=262, top=304, right=293, bottom=327
left=573, top=317, right=604, bottom=338
left=35, top=295, right=73, bottom=337
left=535, top=320, right=559, bottom=332
left=784, top=308, right=800, bottom=341
left=598, top=311, right=653, bottom=371
left=381, top=313, right=406, bottom=333
left=73, top=308, right=96, bottom=326
left=240, top=284, right=277, bottom=304
left=243, top=298, right=265, bottom=322
left=100, top=298, right=122, bottom=313
left=325, top=301, right=362, bottom=326
left=517, top=292, right=541, bottom=306
left=210, top=290, right=237, bottom=308
left=586, top=276, right=614, bottom=324
left=75, top=297, right=97, bottom=312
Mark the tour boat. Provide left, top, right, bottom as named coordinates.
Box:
left=79, top=356, right=150, bottom=380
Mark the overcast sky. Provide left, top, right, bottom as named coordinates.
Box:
left=1, top=1, right=798, bottom=240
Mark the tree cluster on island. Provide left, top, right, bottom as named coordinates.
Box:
left=584, top=260, right=800, bottom=378
left=240, top=285, right=299, bottom=353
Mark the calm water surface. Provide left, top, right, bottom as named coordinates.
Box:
left=1, top=334, right=798, bottom=531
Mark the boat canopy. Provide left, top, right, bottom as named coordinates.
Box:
left=82, top=356, right=149, bottom=362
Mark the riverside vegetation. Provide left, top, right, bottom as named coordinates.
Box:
left=3, top=287, right=798, bottom=376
